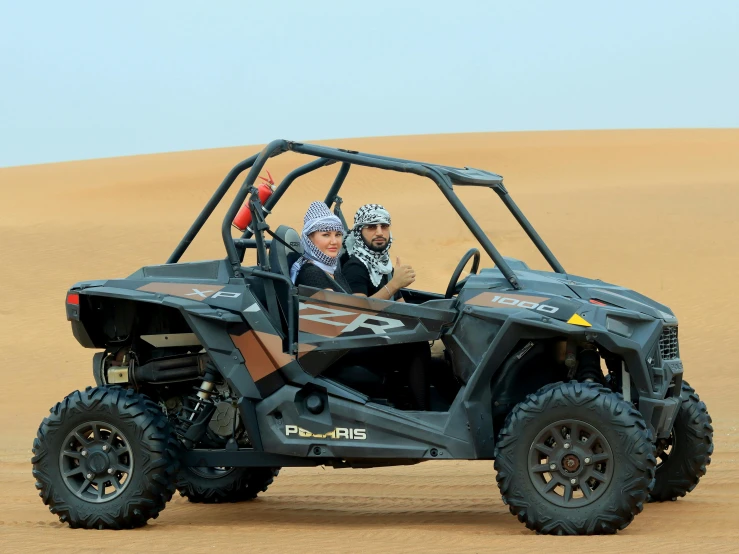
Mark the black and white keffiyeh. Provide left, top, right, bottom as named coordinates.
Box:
left=289, top=201, right=345, bottom=283
left=343, top=203, right=393, bottom=287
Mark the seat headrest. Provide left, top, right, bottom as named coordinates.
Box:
left=269, top=225, right=303, bottom=277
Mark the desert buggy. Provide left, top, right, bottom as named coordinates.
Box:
left=32, top=140, right=713, bottom=534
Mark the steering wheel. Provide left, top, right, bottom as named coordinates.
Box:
left=445, top=248, right=480, bottom=299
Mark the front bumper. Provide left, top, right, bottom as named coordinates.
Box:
left=638, top=396, right=681, bottom=439
left=640, top=356, right=684, bottom=438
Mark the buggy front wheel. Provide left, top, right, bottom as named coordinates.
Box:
left=494, top=381, right=656, bottom=535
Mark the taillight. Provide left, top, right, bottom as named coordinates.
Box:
left=589, top=299, right=608, bottom=306
left=66, top=292, right=81, bottom=321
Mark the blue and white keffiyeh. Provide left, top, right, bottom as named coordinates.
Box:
left=289, top=201, right=345, bottom=283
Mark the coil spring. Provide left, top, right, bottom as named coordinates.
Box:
left=175, top=380, right=216, bottom=437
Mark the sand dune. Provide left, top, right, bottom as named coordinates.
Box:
left=1, top=129, right=738, bottom=552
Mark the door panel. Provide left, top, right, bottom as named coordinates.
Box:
left=296, top=286, right=456, bottom=374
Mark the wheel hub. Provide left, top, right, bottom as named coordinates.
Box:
left=60, top=421, right=134, bottom=503
left=562, top=453, right=581, bottom=473
left=87, top=451, right=110, bottom=474
left=528, top=418, right=614, bottom=508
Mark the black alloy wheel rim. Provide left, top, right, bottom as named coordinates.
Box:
left=528, top=419, right=614, bottom=507
left=60, top=421, right=134, bottom=503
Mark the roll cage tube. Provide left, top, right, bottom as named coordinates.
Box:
left=323, top=161, right=352, bottom=232
left=496, top=190, right=565, bottom=274
left=240, top=157, right=337, bottom=241
left=285, top=143, right=523, bottom=289
left=323, top=162, right=351, bottom=208
left=221, top=140, right=289, bottom=275
left=167, top=153, right=259, bottom=264
left=300, top=146, right=564, bottom=274
left=168, top=139, right=565, bottom=290
left=418, top=164, right=521, bottom=289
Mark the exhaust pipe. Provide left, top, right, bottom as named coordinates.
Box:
left=132, top=354, right=206, bottom=385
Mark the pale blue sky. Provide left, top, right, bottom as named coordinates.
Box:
left=1, top=1, right=737, bottom=167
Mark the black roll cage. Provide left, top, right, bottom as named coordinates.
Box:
left=167, top=139, right=565, bottom=290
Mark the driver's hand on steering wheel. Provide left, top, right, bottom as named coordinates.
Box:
left=390, top=257, right=416, bottom=289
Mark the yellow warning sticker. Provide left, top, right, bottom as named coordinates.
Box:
left=567, top=313, right=592, bottom=327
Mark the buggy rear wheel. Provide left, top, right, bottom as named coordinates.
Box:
left=177, top=466, right=280, bottom=503
left=31, top=386, right=180, bottom=529
left=494, top=381, right=656, bottom=535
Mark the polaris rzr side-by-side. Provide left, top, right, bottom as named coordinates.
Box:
left=32, top=140, right=713, bottom=534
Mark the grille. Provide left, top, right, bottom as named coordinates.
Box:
left=659, top=326, right=679, bottom=360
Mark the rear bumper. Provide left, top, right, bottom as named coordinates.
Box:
left=71, top=320, right=96, bottom=348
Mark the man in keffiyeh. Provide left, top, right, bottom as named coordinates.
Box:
left=342, top=203, right=416, bottom=300
left=340, top=203, right=429, bottom=409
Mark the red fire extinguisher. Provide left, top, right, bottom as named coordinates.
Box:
left=232, top=171, right=275, bottom=232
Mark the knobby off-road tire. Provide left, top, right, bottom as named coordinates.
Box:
left=177, top=466, right=280, bottom=503
left=32, top=386, right=180, bottom=529
left=649, top=381, right=713, bottom=502
left=494, top=381, right=656, bottom=535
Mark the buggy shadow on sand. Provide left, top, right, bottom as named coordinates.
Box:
left=32, top=140, right=712, bottom=534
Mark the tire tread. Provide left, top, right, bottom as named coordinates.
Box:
left=649, top=381, right=713, bottom=502
left=493, top=381, right=656, bottom=535
left=31, top=386, right=180, bottom=529
left=177, top=467, right=280, bottom=504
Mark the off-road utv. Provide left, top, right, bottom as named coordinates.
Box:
left=33, top=140, right=713, bottom=535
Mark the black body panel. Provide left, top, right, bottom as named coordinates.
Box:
left=63, top=140, right=686, bottom=464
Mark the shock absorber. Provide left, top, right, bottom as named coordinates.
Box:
left=575, top=344, right=605, bottom=384
left=176, top=362, right=219, bottom=448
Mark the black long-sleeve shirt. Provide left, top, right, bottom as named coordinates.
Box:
left=342, top=256, right=397, bottom=299
left=294, top=263, right=352, bottom=293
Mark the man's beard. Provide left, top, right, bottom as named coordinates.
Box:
left=363, top=236, right=387, bottom=253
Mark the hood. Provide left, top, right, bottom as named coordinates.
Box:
left=469, top=258, right=676, bottom=323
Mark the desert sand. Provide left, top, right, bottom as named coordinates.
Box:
left=1, top=129, right=738, bottom=552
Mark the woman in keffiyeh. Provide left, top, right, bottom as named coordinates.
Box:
left=290, top=201, right=351, bottom=293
